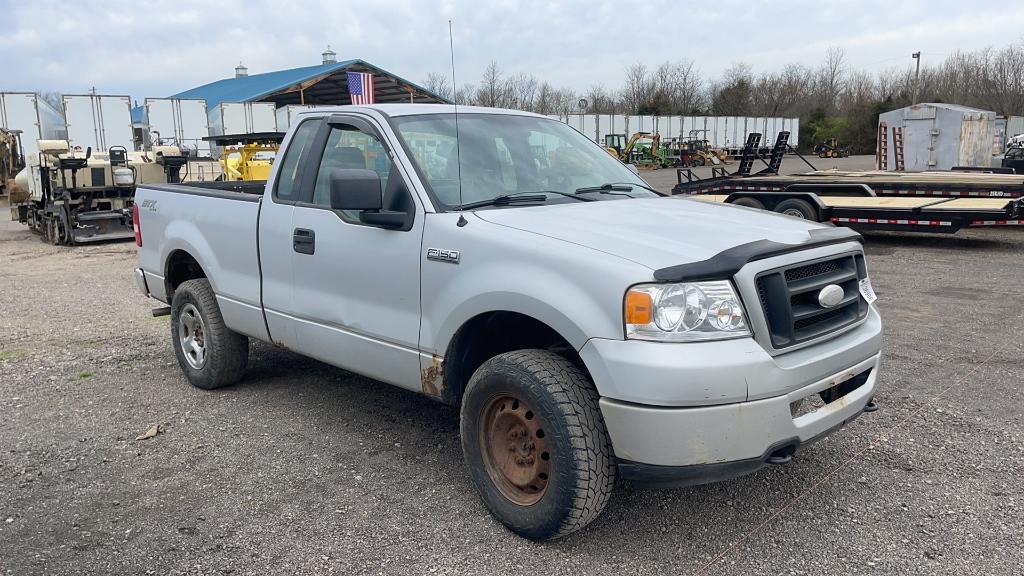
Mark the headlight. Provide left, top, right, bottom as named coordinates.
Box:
left=624, top=281, right=750, bottom=342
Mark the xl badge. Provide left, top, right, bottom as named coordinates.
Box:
left=817, top=284, right=845, bottom=308
left=426, top=248, right=460, bottom=264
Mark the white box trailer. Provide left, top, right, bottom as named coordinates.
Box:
left=208, top=102, right=278, bottom=137
left=207, top=102, right=277, bottom=158
left=879, top=103, right=995, bottom=171
left=145, top=98, right=210, bottom=156
left=275, top=105, right=333, bottom=131
left=0, top=92, right=66, bottom=158
left=62, top=94, right=134, bottom=151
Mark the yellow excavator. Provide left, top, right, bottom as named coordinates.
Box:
left=604, top=132, right=662, bottom=167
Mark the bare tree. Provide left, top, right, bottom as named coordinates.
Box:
left=710, top=63, right=754, bottom=115
left=421, top=72, right=453, bottom=101
left=476, top=61, right=504, bottom=108
left=619, top=63, right=650, bottom=115
left=814, top=46, right=848, bottom=113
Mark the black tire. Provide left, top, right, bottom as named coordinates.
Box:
left=730, top=196, right=766, bottom=210
left=460, top=349, right=615, bottom=540
left=170, top=278, right=248, bottom=390
left=774, top=198, right=819, bottom=221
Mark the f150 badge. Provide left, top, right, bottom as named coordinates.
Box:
left=426, top=248, right=460, bottom=264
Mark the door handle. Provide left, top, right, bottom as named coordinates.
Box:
left=293, top=228, right=315, bottom=255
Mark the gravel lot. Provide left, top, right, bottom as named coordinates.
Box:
left=2, top=163, right=1022, bottom=575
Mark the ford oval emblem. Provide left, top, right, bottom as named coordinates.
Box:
left=817, top=284, right=845, bottom=308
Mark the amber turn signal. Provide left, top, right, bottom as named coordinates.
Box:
left=624, top=290, right=653, bottom=325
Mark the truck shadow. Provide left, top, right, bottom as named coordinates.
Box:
left=232, top=340, right=865, bottom=559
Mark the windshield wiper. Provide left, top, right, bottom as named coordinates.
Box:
left=575, top=182, right=665, bottom=197
left=453, top=190, right=592, bottom=211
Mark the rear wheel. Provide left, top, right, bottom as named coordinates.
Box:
left=774, top=198, right=819, bottom=221
left=460, top=349, right=615, bottom=540
left=170, top=279, right=249, bottom=389
left=730, top=197, right=766, bottom=210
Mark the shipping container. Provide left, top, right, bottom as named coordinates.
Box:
left=62, top=94, right=134, bottom=151
left=0, top=92, right=66, bottom=158
left=878, top=103, right=996, bottom=171
left=145, top=98, right=210, bottom=156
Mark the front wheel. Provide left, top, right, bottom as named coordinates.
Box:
left=460, top=350, right=615, bottom=540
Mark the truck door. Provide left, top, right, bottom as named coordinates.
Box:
left=286, top=114, right=424, bottom=391
left=257, top=117, right=322, bottom=349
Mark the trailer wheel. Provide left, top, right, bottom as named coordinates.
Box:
left=774, top=198, right=819, bottom=221
left=170, top=279, right=249, bottom=390
left=460, top=349, right=615, bottom=540
left=730, top=197, right=766, bottom=210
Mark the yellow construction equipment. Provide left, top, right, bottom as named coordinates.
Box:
left=204, top=132, right=284, bottom=181
left=603, top=132, right=662, bottom=167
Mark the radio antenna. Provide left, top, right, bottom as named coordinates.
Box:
left=449, top=19, right=465, bottom=213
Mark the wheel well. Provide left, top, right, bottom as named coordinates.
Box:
left=165, top=250, right=207, bottom=298
left=437, top=311, right=589, bottom=406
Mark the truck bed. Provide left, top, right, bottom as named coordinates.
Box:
left=144, top=180, right=267, bottom=199
left=135, top=181, right=267, bottom=340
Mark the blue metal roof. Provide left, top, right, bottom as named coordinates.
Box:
left=130, top=58, right=448, bottom=125
left=171, top=59, right=360, bottom=108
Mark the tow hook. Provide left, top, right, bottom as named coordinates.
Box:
left=863, top=397, right=879, bottom=413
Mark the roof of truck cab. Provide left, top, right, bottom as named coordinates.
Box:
left=293, top=103, right=546, bottom=119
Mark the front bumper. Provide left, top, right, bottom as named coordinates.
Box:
left=603, top=353, right=878, bottom=488
left=581, top=306, right=882, bottom=486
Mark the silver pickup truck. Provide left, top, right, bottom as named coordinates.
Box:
left=134, top=104, right=882, bottom=540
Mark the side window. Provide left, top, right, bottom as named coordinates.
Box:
left=311, top=124, right=392, bottom=217
left=273, top=120, right=319, bottom=201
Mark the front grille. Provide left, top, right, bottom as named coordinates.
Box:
left=755, top=254, right=868, bottom=349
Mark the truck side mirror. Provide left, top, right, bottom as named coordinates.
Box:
left=329, top=168, right=383, bottom=211
left=329, top=168, right=407, bottom=229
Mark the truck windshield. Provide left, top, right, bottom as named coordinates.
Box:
left=390, top=113, right=657, bottom=210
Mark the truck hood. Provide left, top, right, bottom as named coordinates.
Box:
left=473, top=197, right=831, bottom=271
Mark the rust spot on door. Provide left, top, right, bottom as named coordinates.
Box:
left=421, top=355, right=444, bottom=398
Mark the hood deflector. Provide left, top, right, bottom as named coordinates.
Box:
left=653, top=227, right=863, bottom=282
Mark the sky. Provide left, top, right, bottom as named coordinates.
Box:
left=2, top=0, right=1023, bottom=102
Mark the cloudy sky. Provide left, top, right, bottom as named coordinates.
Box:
left=2, top=0, right=1022, bottom=101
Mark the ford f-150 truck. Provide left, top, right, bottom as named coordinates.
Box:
left=134, top=104, right=882, bottom=540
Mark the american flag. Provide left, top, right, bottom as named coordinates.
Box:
left=347, top=71, right=375, bottom=105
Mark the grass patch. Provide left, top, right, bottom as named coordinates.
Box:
left=77, top=370, right=96, bottom=379
left=0, top=349, right=29, bottom=362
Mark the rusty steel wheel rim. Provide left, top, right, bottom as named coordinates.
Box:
left=479, top=394, right=551, bottom=506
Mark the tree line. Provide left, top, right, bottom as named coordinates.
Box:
left=423, top=43, right=1024, bottom=154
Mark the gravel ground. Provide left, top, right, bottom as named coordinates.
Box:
left=1, top=170, right=1022, bottom=575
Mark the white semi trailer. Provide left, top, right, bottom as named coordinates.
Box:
left=145, top=98, right=211, bottom=157
left=62, top=94, right=134, bottom=151
left=0, top=92, right=66, bottom=158
left=207, top=102, right=277, bottom=158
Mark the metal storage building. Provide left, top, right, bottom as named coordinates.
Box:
left=878, top=103, right=996, bottom=172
